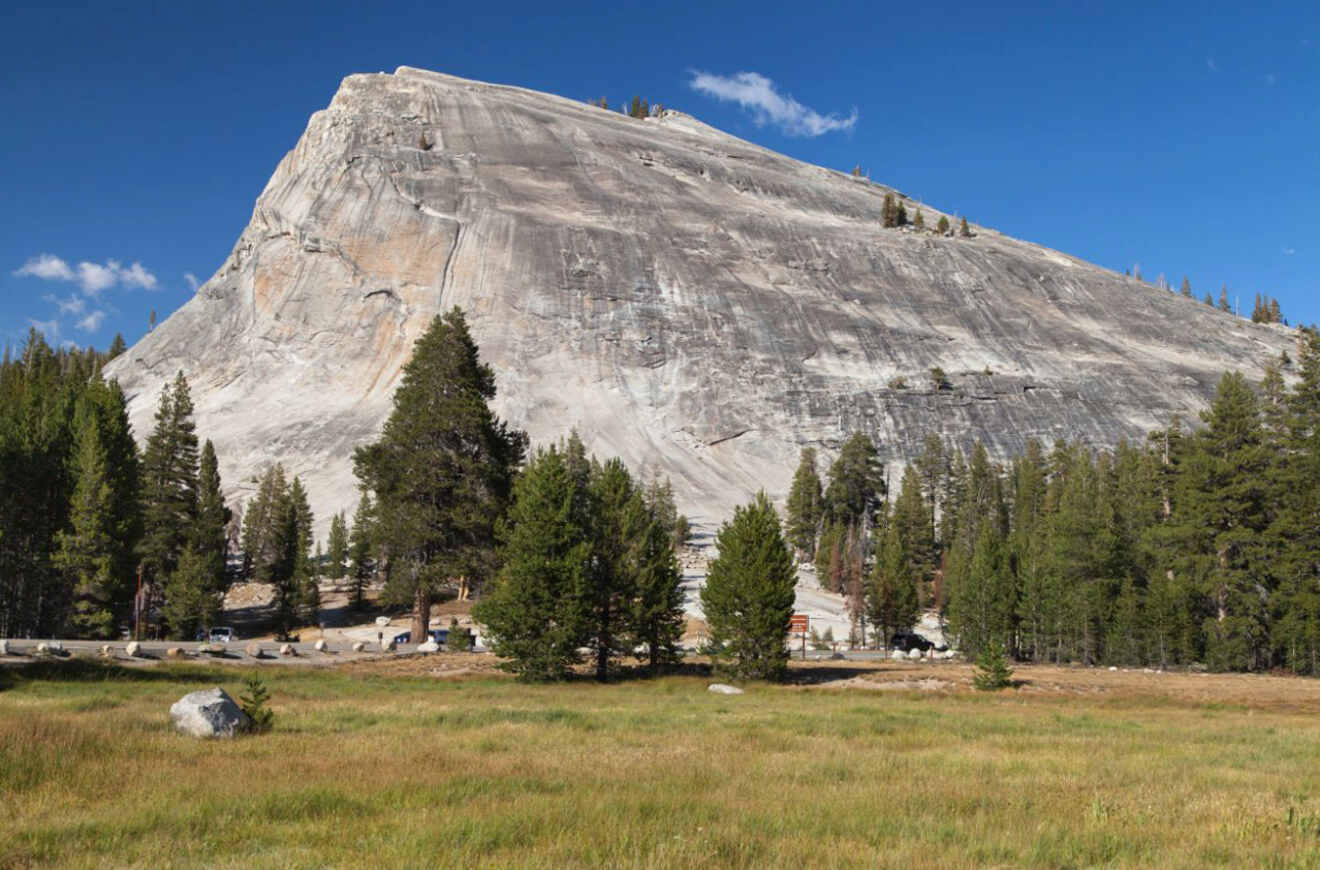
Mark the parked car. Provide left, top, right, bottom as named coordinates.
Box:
left=394, top=629, right=450, bottom=646
left=890, top=631, right=934, bottom=652
left=208, top=627, right=235, bottom=643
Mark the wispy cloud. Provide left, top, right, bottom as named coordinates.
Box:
left=27, top=319, right=61, bottom=343
left=13, top=253, right=159, bottom=295
left=688, top=70, right=857, bottom=137
left=184, top=272, right=200, bottom=291
left=15, top=254, right=75, bottom=282
left=1264, top=72, right=1278, bottom=86
left=42, top=293, right=86, bottom=316
left=1206, top=56, right=1219, bottom=72
left=75, top=310, right=108, bottom=333
left=1283, top=247, right=1296, bottom=255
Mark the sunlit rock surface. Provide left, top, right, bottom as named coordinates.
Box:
left=106, top=66, right=1294, bottom=532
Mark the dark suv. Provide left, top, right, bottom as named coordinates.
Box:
left=890, top=631, right=934, bottom=652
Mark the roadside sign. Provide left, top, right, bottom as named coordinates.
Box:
left=789, top=614, right=809, bottom=633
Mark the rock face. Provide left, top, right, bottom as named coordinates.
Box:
left=105, top=67, right=1294, bottom=531
left=169, top=688, right=251, bottom=738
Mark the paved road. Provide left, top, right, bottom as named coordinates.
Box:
left=0, top=637, right=467, bottom=660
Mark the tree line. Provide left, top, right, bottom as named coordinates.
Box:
left=786, top=336, right=1320, bottom=674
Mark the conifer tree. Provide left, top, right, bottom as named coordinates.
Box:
left=1217, top=285, right=1231, bottom=313
left=1204, top=291, right=1215, bottom=306
left=881, top=193, right=898, bottom=228
left=1180, top=276, right=1192, bottom=298
left=822, top=432, right=884, bottom=528
left=354, top=309, right=526, bottom=640
left=347, top=492, right=375, bottom=610
left=193, top=440, right=229, bottom=591
left=53, top=415, right=118, bottom=637
left=936, top=215, right=951, bottom=235
left=913, top=209, right=925, bottom=231
left=476, top=445, right=590, bottom=680
left=106, top=333, right=127, bottom=360
left=785, top=447, right=823, bottom=558
left=866, top=517, right=918, bottom=646
left=700, top=492, right=796, bottom=681
left=287, top=476, right=317, bottom=625
left=326, top=512, right=349, bottom=580
left=630, top=488, right=685, bottom=673
left=959, top=216, right=972, bottom=238
left=584, top=458, right=640, bottom=678
left=139, top=372, right=200, bottom=618
left=163, top=543, right=218, bottom=639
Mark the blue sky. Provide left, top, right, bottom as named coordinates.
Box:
left=3, top=1, right=1317, bottom=351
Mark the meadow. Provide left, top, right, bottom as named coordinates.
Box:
left=3, top=657, right=1320, bottom=869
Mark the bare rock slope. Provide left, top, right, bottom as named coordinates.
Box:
left=106, top=66, right=1292, bottom=531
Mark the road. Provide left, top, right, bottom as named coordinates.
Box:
left=0, top=637, right=466, bottom=661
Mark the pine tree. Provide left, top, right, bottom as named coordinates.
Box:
left=972, top=640, right=1013, bottom=690
left=354, top=309, right=527, bottom=641
left=584, top=457, right=640, bottom=678
left=287, top=476, right=317, bottom=626
left=700, top=492, right=796, bottom=681
left=1218, top=285, right=1231, bottom=313
left=1204, top=291, right=1214, bottom=306
left=193, top=440, right=229, bottom=596
left=867, top=517, right=918, bottom=646
left=139, top=372, right=200, bottom=622
left=959, top=217, right=972, bottom=238
left=630, top=488, right=685, bottom=673
left=822, top=432, right=884, bottom=528
left=1180, top=276, right=1192, bottom=298
left=475, top=445, right=590, bottom=680
left=1269, top=297, right=1282, bottom=323
left=913, top=209, right=925, bottom=231
left=326, top=512, right=349, bottom=580
left=936, top=215, right=951, bottom=235
left=784, top=447, right=824, bottom=558
left=107, top=333, right=127, bottom=360
left=163, top=543, right=217, bottom=639
left=348, top=492, right=375, bottom=610
left=895, top=199, right=909, bottom=227
left=53, top=415, right=118, bottom=638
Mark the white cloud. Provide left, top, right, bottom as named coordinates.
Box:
left=76, top=310, right=108, bottom=333
left=14, top=254, right=75, bottom=281
left=77, top=261, right=119, bottom=295
left=1206, top=56, right=1219, bottom=72
left=118, top=261, right=158, bottom=290
left=43, top=293, right=86, bottom=316
left=184, top=272, right=200, bottom=291
left=688, top=70, right=857, bottom=137
left=1283, top=247, right=1296, bottom=255
left=14, top=253, right=160, bottom=295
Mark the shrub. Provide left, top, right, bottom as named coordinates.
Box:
left=972, top=641, right=1013, bottom=691
left=240, top=674, right=274, bottom=733
left=888, top=376, right=907, bottom=390
left=448, top=616, right=472, bottom=652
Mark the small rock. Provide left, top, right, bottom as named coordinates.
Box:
left=166, top=647, right=185, bottom=659
left=245, top=642, right=264, bottom=659
left=708, top=683, right=744, bottom=695
left=1108, top=666, right=1118, bottom=672
left=0, top=639, right=9, bottom=656
left=417, top=640, right=440, bottom=653
left=169, top=687, right=252, bottom=739
left=125, top=641, right=142, bottom=657
left=313, top=639, right=327, bottom=652
left=279, top=643, right=296, bottom=657
left=196, top=643, right=224, bottom=656
left=351, top=641, right=367, bottom=653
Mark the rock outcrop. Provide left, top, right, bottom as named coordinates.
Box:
left=105, top=67, right=1294, bottom=531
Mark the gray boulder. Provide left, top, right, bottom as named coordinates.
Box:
left=708, top=683, right=745, bottom=695
left=245, top=642, right=264, bottom=658
left=908, top=648, right=923, bottom=660
left=890, top=649, right=906, bottom=661
left=417, top=640, right=440, bottom=653
left=169, top=688, right=251, bottom=739
left=99, top=644, right=113, bottom=658
left=351, top=641, right=367, bottom=653
left=125, top=641, right=142, bottom=657
left=0, top=639, right=9, bottom=656
left=279, top=643, right=296, bottom=657
left=313, top=639, right=327, bottom=652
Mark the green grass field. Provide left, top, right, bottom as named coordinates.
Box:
left=4, top=659, right=1320, bottom=869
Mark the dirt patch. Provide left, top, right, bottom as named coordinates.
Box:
left=334, top=652, right=506, bottom=679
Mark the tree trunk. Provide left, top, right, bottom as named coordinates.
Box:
left=410, top=583, right=431, bottom=642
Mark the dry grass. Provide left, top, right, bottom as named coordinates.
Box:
left=3, top=658, right=1320, bottom=868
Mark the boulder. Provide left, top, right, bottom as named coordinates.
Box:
left=125, top=641, right=142, bottom=657
left=417, top=640, right=440, bottom=653
left=279, top=643, right=296, bottom=657
left=169, top=688, right=252, bottom=739
left=196, top=643, right=225, bottom=656
left=99, top=644, right=113, bottom=658
left=166, top=647, right=185, bottom=659
left=0, top=639, right=9, bottom=656
left=245, top=642, right=264, bottom=659
left=890, top=650, right=906, bottom=661
left=707, top=683, right=744, bottom=695
left=36, top=641, right=64, bottom=656
left=313, top=639, right=327, bottom=652
left=351, top=641, right=367, bottom=653
left=908, top=648, right=923, bottom=660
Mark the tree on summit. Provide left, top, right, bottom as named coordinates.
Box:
left=354, top=309, right=527, bottom=642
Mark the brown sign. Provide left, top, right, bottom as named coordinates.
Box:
left=788, top=614, right=809, bottom=633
